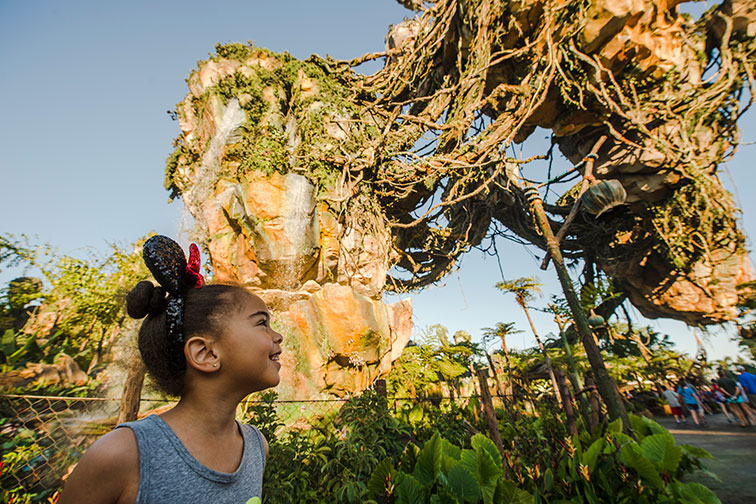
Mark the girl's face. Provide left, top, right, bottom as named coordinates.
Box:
left=217, top=292, right=283, bottom=393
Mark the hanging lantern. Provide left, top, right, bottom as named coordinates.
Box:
left=587, top=313, right=605, bottom=328
left=581, top=179, right=627, bottom=217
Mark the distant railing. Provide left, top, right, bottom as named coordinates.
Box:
left=0, top=386, right=521, bottom=503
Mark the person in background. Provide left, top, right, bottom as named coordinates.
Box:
left=735, top=379, right=756, bottom=426
left=717, top=368, right=750, bottom=427
left=677, top=380, right=707, bottom=427
left=661, top=384, right=686, bottom=425
left=710, top=381, right=735, bottom=423
left=736, top=365, right=756, bottom=407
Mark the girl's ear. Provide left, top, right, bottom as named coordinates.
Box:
left=184, top=335, right=220, bottom=372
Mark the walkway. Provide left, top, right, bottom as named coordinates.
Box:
left=656, top=413, right=756, bottom=504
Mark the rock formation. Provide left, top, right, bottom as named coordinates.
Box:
left=165, top=0, right=756, bottom=388
left=0, top=353, right=88, bottom=389
left=168, top=50, right=411, bottom=398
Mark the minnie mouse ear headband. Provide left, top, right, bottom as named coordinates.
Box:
left=142, top=235, right=205, bottom=347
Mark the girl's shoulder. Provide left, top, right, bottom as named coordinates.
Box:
left=58, top=427, right=139, bottom=503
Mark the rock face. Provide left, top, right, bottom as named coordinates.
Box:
left=506, top=0, right=756, bottom=324
left=168, top=49, right=411, bottom=399
left=0, top=354, right=88, bottom=389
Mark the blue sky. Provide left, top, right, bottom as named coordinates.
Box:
left=1, top=1, right=754, bottom=361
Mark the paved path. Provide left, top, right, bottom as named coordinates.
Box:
left=656, top=413, right=756, bottom=504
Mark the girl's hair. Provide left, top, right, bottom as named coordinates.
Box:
left=126, top=281, right=248, bottom=396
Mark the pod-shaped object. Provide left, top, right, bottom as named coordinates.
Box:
left=588, top=314, right=606, bottom=328
left=581, top=179, right=627, bottom=217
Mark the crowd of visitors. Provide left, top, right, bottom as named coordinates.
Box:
left=658, top=365, right=756, bottom=428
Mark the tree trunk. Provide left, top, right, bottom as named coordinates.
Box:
left=555, top=370, right=578, bottom=436
left=476, top=369, right=509, bottom=476
left=585, top=374, right=604, bottom=433
left=522, top=305, right=563, bottom=407
left=117, top=353, right=147, bottom=425
left=527, top=184, right=631, bottom=432
left=485, top=352, right=516, bottom=424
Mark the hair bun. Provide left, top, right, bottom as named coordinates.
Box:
left=127, top=281, right=166, bottom=319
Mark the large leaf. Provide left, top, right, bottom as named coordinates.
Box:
left=1, top=329, right=16, bottom=356
left=397, top=472, right=426, bottom=504
left=477, top=449, right=502, bottom=504
left=628, top=414, right=651, bottom=439
left=472, top=434, right=503, bottom=468
left=670, top=481, right=721, bottom=504
left=447, top=464, right=480, bottom=503
left=415, top=432, right=443, bottom=487
left=640, top=433, right=682, bottom=473
left=619, top=443, right=663, bottom=488
left=494, top=479, right=533, bottom=504
left=368, top=457, right=396, bottom=498
left=607, top=418, right=623, bottom=434
left=581, top=438, right=604, bottom=473
left=441, top=439, right=463, bottom=460
left=409, top=403, right=424, bottom=424
left=400, top=442, right=420, bottom=471
left=460, top=449, right=479, bottom=479
left=431, top=486, right=462, bottom=504
left=441, top=453, right=460, bottom=475
left=680, top=443, right=714, bottom=460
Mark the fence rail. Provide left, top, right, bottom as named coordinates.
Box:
left=1, top=390, right=520, bottom=502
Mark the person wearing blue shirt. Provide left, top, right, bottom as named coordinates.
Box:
left=677, top=381, right=706, bottom=426
left=736, top=365, right=756, bottom=406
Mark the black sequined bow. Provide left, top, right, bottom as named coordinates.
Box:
left=142, top=236, right=205, bottom=368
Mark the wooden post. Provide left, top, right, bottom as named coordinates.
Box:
left=525, top=184, right=630, bottom=432
left=117, top=354, right=146, bottom=425
left=585, top=374, right=603, bottom=433
left=555, top=370, right=577, bottom=436
left=476, top=368, right=508, bottom=475
left=374, top=378, right=387, bottom=398
left=485, top=352, right=515, bottom=424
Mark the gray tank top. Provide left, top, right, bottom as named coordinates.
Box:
left=117, top=415, right=265, bottom=503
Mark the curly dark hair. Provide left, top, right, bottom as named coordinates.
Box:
left=126, top=281, right=249, bottom=396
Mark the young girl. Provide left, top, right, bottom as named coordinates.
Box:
left=59, top=235, right=282, bottom=503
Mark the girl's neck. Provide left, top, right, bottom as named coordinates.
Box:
left=161, top=389, right=241, bottom=437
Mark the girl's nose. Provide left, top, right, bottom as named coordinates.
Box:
left=272, top=329, right=283, bottom=344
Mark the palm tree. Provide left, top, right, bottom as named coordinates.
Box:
left=481, top=322, right=521, bottom=364
left=496, top=277, right=562, bottom=406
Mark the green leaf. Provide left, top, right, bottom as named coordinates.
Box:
left=628, top=415, right=651, bottom=438
left=415, top=432, right=443, bottom=487
left=640, top=433, right=682, bottom=473
left=368, top=457, right=396, bottom=498
left=670, top=481, right=721, bottom=504
left=477, top=450, right=502, bottom=504
left=397, top=472, right=426, bottom=504
left=441, top=453, right=460, bottom=475
left=472, top=434, right=503, bottom=468
left=460, top=449, right=479, bottom=479
left=1, top=329, right=16, bottom=356
left=409, top=403, right=424, bottom=424
left=607, top=418, right=622, bottom=433
left=680, top=443, right=713, bottom=459
left=441, top=438, right=463, bottom=461
left=582, top=437, right=604, bottom=473
left=447, top=464, right=480, bottom=503
left=494, top=479, right=533, bottom=504
left=433, top=485, right=462, bottom=504
left=619, top=443, right=663, bottom=488
left=543, top=468, right=554, bottom=492
left=400, top=442, right=420, bottom=471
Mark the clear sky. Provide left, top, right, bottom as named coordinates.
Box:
left=1, top=1, right=754, bottom=361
